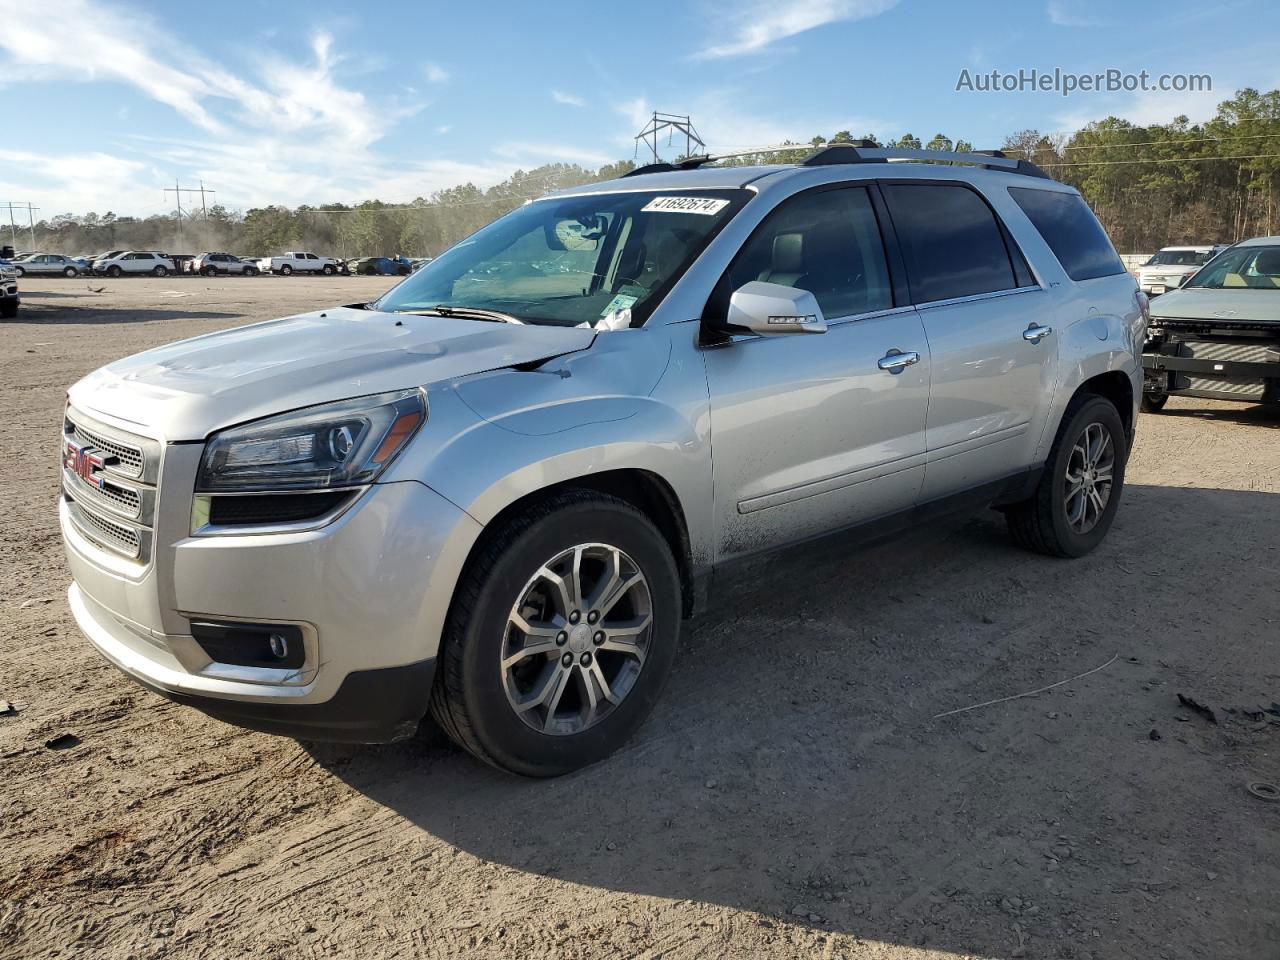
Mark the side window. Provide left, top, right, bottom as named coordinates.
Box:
left=716, top=187, right=892, bottom=320
left=1008, top=187, right=1125, bottom=282
left=883, top=184, right=1017, bottom=303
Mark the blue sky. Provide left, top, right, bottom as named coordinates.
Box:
left=2, top=0, right=1276, bottom=217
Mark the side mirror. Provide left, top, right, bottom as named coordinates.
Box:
left=724, top=281, right=827, bottom=335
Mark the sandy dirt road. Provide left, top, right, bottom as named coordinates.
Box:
left=2, top=276, right=1278, bottom=959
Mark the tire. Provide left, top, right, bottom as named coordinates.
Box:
left=244, top=266, right=259, bottom=277
left=107, top=265, right=122, bottom=278
left=153, top=265, right=168, bottom=277
left=13, top=266, right=24, bottom=277
left=322, top=264, right=335, bottom=276
left=1141, top=392, right=1168, bottom=413
left=201, top=266, right=216, bottom=277
left=279, top=265, right=292, bottom=276
left=63, top=266, right=78, bottom=278
left=430, top=490, right=681, bottom=777
left=0, top=299, right=17, bottom=319
left=1005, top=394, right=1128, bottom=559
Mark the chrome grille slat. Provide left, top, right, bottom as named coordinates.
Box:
left=63, top=467, right=143, bottom=520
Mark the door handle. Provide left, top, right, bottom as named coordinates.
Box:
left=877, top=350, right=920, bottom=373
left=1023, top=323, right=1053, bottom=343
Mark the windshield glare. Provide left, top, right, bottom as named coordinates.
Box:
left=372, top=189, right=748, bottom=327
left=1147, top=249, right=1212, bottom=266
left=1185, top=245, right=1280, bottom=290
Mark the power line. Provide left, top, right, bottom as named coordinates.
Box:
left=1041, top=152, right=1280, bottom=168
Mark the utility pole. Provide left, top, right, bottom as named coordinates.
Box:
left=1, top=203, right=38, bottom=250
left=634, top=112, right=706, bottom=164
left=164, top=181, right=216, bottom=249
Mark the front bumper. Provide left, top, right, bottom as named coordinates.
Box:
left=63, top=461, right=482, bottom=742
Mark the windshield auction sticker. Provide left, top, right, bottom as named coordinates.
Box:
left=641, top=196, right=730, bottom=215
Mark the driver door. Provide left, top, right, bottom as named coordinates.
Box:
left=702, top=185, right=931, bottom=562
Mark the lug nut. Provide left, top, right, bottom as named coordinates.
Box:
left=561, top=652, right=573, bottom=667
left=580, top=652, right=592, bottom=667
left=593, top=631, right=605, bottom=645
left=587, top=610, right=599, bottom=624
left=568, top=610, right=581, bottom=624
left=556, top=631, right=568, bottom=646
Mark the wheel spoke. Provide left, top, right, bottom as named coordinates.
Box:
left=599, top=573, right=643, bottom=618
left=585, top=547, right=623, bottom=612
left=587, top=660, right=620, bottom=706
left=538, top=567, right=574, bottom=619
left=513, top=663, right=570, bottom=714
left=568, top=545, right=585, bottom=611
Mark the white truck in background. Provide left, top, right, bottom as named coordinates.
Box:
left=255, top=252, right=340, bottom=276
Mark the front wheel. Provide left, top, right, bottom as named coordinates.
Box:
left=1005, top=394, right=1128, bottom=558
left=1141, top=391, right=1168, bottom=413
left=279, top=265, right=292, bottom=276
left=430, top=491, right=681, bottom=777
left=63, top=266, right=78, bottom=278
left=0, top=299, right=17, bottom=319
left=107, top=265, right=122, bottom=278
left=13, top=266, right=24, bottom=277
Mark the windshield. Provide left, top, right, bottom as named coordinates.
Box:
left=1185, top=245, right=1280, bottom=290
left=372, top=189, right=750, bottom=327
left=1147, top=249, right=1212, bottom=266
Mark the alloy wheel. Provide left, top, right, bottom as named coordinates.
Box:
left=1063, top=421, right=1115, bottom=534
left=501, top=542, right=652, bottom=735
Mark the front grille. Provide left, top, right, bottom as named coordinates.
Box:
left=1187, top=377, right=1266, bottom=397
left=62, top=407, right=158, bottom=564
left=65, top=418, right=144, bottom=477
left=1184, top=340, right=1279, bottom=364
left=66, top=494, right=143, bottom=558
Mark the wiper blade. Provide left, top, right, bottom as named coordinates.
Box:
left=430, top=304, right=525, bottom=325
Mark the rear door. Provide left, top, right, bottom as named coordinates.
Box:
left=882, top=181, right=1059, bottom=501
left=702, top=184, right=931, bottom=561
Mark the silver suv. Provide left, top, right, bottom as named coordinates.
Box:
left=60, top=145, right=1144, bottom=776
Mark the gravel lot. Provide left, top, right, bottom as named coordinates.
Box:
left=2, top=276, right=1279, bottom=960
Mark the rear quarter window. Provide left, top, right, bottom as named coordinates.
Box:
left=1008, top=187, right=1125, bottom=282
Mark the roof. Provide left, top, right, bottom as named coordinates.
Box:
left=1236, top=236, right=1280, bottom=247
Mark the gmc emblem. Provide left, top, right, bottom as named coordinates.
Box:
left=64, top=441, right=107, bottom=487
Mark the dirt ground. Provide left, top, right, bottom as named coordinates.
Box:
left=2, top=275, right=1278, bottom=960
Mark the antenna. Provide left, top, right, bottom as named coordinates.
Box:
left=634, top=112, right=706, bottom=164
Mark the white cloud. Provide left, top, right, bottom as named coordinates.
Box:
left=423, top=62, right=450, bottom=84
left=1046, top=1, right=1099, bottom=27
left=694, top=0, right=899, bottom=59
left=552, top=89, right=586, bottom=107
left=436, top=124, right=452, bottom=134
left=494, top=142, right=614, bottom=167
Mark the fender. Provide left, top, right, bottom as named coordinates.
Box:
left=382, top=324, right=716, bottom=570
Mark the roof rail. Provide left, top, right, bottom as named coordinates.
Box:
left=622, top=155, right=718, bottom=177
left=801, top=143, right=1052, bottom=179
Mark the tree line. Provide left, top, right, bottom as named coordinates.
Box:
left=17, top=88, right=1280, bottom=259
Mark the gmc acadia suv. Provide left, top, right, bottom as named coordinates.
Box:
left=60, top=144, right=1144, bottom=776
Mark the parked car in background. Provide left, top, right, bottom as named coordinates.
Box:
left=0, top=246, right=18, bottom=319
left=60, top=144, right=1142, bottom=775
left=93, top=251, right=176, bottom=277
left=11, top=253, right=84, bottom=277
left=87, top=250, right=126, bottom=268
left=194, top=253, right=260, bottom=276
left=410, top=257, right=433, bottom=272
left=1135, top=245, right=1225, bottom=296
left=255, top=252, right=339, bottom=276
left=1142, top=236, right=1280, bottom=411
left=349, top=256, right=414, bottom=276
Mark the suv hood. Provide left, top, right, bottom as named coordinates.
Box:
left=68, top=305, right=596, bottom=441
left=1149, top=287, right=1280, bottom=324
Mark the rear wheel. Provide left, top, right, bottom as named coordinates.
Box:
left=431, top=491, right=681, bottom=777
left=1005, top=394, right=1128, bottom=558
left=153, top=265, right=168, bottom=277
left=321, top=264, right=335, bottom=276
left=244, top=266, right=259, bottom=277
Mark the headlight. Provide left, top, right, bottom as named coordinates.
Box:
left=197, top=389, right=426, bottom=492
